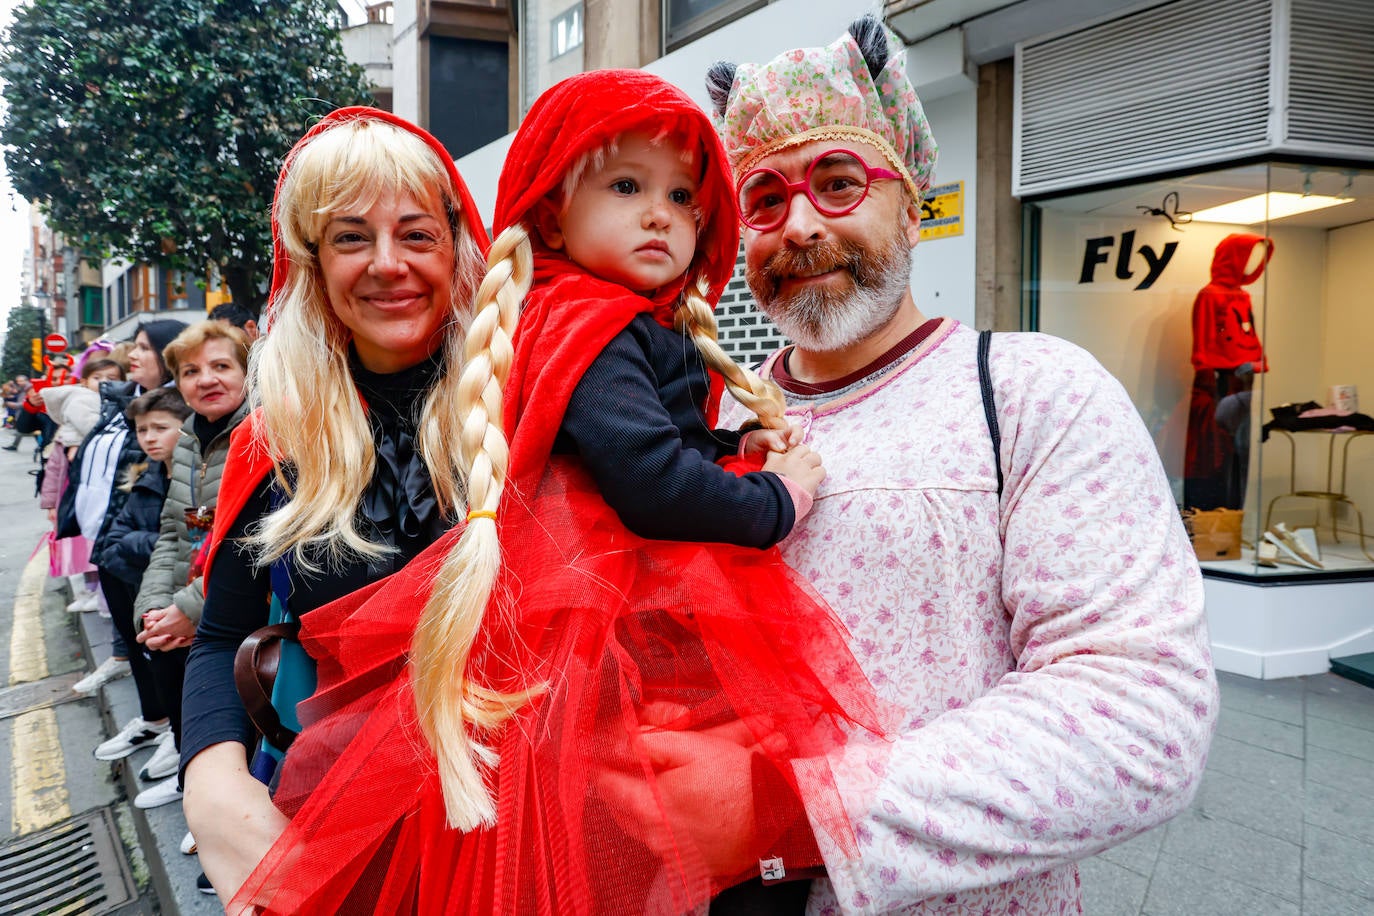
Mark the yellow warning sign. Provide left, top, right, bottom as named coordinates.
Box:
left=919, top=181, right=964, bottom=241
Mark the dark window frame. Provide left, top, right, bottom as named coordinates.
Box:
left=663, top=0, right=767, bottom=52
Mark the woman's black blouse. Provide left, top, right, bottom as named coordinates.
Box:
left=181, top=352, right=450, bottom=770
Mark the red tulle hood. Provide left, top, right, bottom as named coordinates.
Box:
left=1210, top=232, right=1274, bottom=287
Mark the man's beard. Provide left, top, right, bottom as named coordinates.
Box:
left=745, top=227, right=912, bottom=352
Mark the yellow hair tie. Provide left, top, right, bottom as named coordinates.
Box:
left=466, top=510, right=497, bottom=522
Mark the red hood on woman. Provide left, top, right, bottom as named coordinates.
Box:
left=211, top=108, right=490, bottom=575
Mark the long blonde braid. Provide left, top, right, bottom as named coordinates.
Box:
left=411, top=225, right=539, bottom=830
left=675, top=273, right=788, bottom=431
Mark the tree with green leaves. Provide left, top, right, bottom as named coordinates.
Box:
left=0, top=0, right=372, bottom=316
left=1, top=305, right=46, bottom=380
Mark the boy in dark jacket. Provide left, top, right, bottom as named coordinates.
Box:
left=94, top=387, right=191, bottom=780
left=98, top=388, right=190, bottom=585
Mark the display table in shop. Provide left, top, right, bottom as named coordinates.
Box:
left=1263, top=428, right=1374, bottom=561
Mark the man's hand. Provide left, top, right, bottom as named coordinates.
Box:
left=598, top=706, right=787, bottom=881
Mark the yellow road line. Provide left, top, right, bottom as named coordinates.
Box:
left=9, top=545, right=70, bottom=833
left=9, top=549, right=50, bottom=684
left=13, top=708, right=70, bottom=832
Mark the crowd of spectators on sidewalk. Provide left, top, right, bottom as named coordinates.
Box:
left=9, top=302, right=258, bottom=896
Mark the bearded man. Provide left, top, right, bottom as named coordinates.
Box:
left=696, top=16, right=1217, bottom=914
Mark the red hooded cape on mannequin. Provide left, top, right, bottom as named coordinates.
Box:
left=1190, top=233, right=1272, bottom=373
left=1184, top=233, right=1273, bottom=509
left=228, top=76, right=888, bottom=915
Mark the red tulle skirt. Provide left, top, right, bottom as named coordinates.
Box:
left=233, top=460, right=891, bottom=915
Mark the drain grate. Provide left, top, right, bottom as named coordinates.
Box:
left=0, top=808, right=137, bottom=915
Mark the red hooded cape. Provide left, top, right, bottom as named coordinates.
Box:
left=1190, top=232, right=1272, bottom=373
left=231, top=76, right=888, bottom=915
left=1184, top=233, right=1273, bottom=502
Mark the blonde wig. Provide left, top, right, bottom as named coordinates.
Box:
left=249, top=117, right=486, bottom=569
left=412, top=225, right=536, bottom=829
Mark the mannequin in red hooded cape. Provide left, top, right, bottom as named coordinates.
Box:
left=1184, top=233, right=1273, bottom=510
left=222, top=71, right=890, bottom=915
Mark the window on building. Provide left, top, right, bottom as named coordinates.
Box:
left=551, top=4, right=583, bottom=60
left=131, top=265, right=158, bottom=313
left=81, top=287, right=103, bottom=328
left=664, top=0, right=766, bottom=51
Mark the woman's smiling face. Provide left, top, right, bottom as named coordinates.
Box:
left=317, top=189, right=456, bottom=373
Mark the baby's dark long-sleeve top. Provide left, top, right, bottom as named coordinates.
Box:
left=551, top=313, right=795, bottom=548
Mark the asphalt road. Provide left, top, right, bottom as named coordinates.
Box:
left=0, top=436, right=153, bottom=914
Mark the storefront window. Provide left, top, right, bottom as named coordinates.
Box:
left=1024, top=161, right=1374, bottom=580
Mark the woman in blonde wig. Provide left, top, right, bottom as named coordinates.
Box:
left=229, top=72, right=890, bottom=916
left=179, top=107, right=489, bottom=906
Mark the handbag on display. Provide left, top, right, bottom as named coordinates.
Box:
left=1182, top=507, right=1245, bottom=560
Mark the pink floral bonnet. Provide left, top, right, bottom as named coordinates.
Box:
left=712, top=18, right=937, bottom=204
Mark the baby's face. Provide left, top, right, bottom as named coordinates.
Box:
left=84, top=367, right=122, bottom=390
left=550, top=131, right=700, bottom=295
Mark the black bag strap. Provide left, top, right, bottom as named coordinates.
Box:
left=978, top=330, right=1003, bottom=498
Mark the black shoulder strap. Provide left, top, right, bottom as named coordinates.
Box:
left=977, top=330, right=1004, bottom=498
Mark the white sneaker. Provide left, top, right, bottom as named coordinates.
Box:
left=180, top=830, right=197, bottom=855
left=73, top=657, right=132, bottom=696
left=134, top=775, right=183, bottom=809
left=94, top=716, right=169, bottom=760
left=139, top=731, right=180, bottom=782
left=66, top=591, right=99, bottom=613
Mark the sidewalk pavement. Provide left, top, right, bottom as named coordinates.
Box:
left=1081, top=669, right=1374, bottom=915
left=77, top=607, right=218, bottom=916
left=79, top=601, right=1374, bottom=916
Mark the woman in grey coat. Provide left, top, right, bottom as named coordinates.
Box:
left=129, top=320, right=252, bottom=809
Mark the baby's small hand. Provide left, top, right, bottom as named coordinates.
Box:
left=763, top=443, right=825, bottom=496
left=741, top=421, right=804, bottom=455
